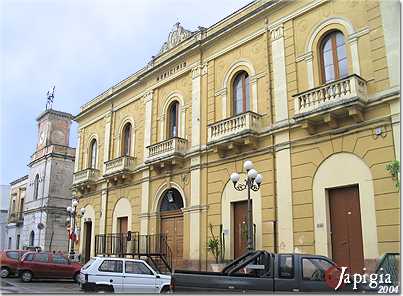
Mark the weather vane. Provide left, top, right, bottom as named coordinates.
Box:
left=46, top=86, right=55, bottom=110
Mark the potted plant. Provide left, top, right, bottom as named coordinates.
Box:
left=207, top=223, right=226, bottom=272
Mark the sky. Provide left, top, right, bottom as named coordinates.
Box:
left=0, top=0, right=251, bottom=186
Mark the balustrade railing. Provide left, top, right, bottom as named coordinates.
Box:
left=104, top=156, right=136, bottom=176
left=293, top=74, right=368, bottom=116
left=207, top=111, right=262, bottom=143
left=72, top=168, right=100, bottom=185
left=147, top=137, right=187, bottom=160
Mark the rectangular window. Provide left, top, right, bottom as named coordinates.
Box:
left=24, top=253, right=34, bottom=261
left=34, top=253, right=49, bottom=263
left=16, top=235, right=20, bottom=249
left=99, top=260, right=123, bottom=273
left=6, top=251, right=18, bottom=260
left=279, top=255, right=294, bottom=278
left=52, top=254, right=68, bottom=264
left=302, top=258, right=334, bottom=281
left=125, top=261, right=153, bottom=275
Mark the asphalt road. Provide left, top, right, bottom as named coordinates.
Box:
left=1, top=276, right=84, bottom=294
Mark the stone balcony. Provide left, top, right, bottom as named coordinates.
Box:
left=8, top=212, right=23, bottom=225
left=104, top=156, right=136, bottom=182
left=72, top=168, right=100, bottom=192
left=207, top=111, right=262, bottom=156
left=146, top=137, right=188, bottom=171
left=293, top=74, right=368, bottom=133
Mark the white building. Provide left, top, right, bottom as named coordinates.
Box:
left=6, top=108, right=75, bottom=252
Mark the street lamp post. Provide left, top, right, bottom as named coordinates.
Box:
left=67, top=199, right=85, bottom=260
left=230, top=160, right=263, bottom=252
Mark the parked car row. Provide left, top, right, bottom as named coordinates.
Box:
left=0, top=250, right=81, bottom=282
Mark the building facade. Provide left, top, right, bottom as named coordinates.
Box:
left=6, top=177, right=27, bottom=250
left=72, top=0, right=400, bottom=272
left=1, top=185, right=11, bottom=250
left=6, top=109, right=76, bottom=252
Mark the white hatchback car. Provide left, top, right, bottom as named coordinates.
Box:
left=79, top=257, right=171, bottom=293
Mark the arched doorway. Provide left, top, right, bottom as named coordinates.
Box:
left=313, top=152, right=378, bottom=272
left=159, top=188, right=184, bottom=269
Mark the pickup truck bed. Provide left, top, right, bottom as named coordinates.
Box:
left=171, top=250, right=362, bottom=293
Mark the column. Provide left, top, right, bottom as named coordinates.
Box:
left=143, top=91, right=154, bottom=159
left=270, top=24, right=294, bottom=252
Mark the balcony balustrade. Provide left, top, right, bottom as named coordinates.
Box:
left=208, top=111, right=262, bottom=143
left=207, top=111, right=262, bottom=156
left=104, top=156, right=136, bottom=180
left=8, top=212, right=23, bottom=224
left=73, top=168, right=99, bottom=186
left=293, top=74, right=368, bottom=133
left=146, top=137, right=188, bottom=171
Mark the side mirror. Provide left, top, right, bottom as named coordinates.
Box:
left=156, top=275, right=160, bottom=279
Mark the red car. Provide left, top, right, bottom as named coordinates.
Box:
left=0, top=250, right=27, bottom=278
left=17, top=252, right=81, bottom=282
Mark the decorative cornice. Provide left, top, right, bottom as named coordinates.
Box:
left=10, top=175, right=29, bottom=186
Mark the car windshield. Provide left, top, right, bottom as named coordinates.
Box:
left=82, top=258, right=96, bottom=270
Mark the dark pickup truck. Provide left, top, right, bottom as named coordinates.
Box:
left=171, top=250, right=364, bottom=293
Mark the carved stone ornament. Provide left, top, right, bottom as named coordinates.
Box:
left=159, top=22, right=193, bottom=54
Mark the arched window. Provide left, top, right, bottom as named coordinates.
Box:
left=159, top=188, right=184, bottom=212
left=122, top=123, right=132, bottom=156
left=168, top=101, right=179, bottom=138
left=89, top=139, right=97, bottom=169
left=321, top=31, right=348, bottom=83
left=233, top=71, right=250, bottom=115
left=33, top=174, right=39, bottom=200
left=29, top=231, right=35, bottom=246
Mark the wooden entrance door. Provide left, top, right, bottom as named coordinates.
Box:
left=233, top=200, right=250, bottom=259
left=118, top=217, right=128, bottom=234
left=117, top=217, right=128, bottom=254
left=84, top=221, right=92, bottom=263
left=161, top=211, right=183, bottom=269
left=329, top=186, right=364, bottom=273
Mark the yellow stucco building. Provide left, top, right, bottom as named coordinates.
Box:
left=72, top=0, right=400, bottom=272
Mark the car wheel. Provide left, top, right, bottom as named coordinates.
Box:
left=0, top=267, right=10, bottom=278
left=96, top=285, right=113, bottom=293
left=160, top=286, right=171, bottom=294
left=73, top=272, right=80, bottom=283
left=20, top=271, right=33, bottom=283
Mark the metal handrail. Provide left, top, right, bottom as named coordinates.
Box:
left=95, top=233, right=172, bottom=272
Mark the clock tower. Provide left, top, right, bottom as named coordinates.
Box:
left=23, top=109, right=76, bottom=252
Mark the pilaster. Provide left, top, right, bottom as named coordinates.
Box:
left=140, top=169, right=150, bottom=235
left=270, top=24, right=289, bottom=123
left=103, top=111, right=112, bottom=174
left=274, top=130, right=294, bottom=253
left=143, top=91, right=154, bottom=159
